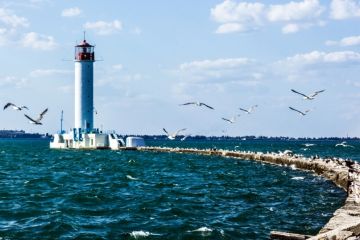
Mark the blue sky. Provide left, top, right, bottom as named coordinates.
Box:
left=0, top=0, right=360, bottom=137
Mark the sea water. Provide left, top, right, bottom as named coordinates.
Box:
left=0, top=138, right=352, bottom=239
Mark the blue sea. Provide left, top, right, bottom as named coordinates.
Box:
left=0, top=138, right=357, bottom=239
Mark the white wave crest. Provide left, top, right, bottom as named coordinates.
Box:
left=291, top=176, right=305, bottom=180
left=129, top=231, right=150, bottom=238
left=129, top=230, right=161, bottom=238
left=304, top=143, right=315, bottom=147
left=189, top=227, right=213, bottom=232
left=126, top=175, right=138, bottom=180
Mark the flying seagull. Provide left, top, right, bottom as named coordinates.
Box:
left=24, top=108, right=48, bottom=125
left=181, top=134, right=191, bottom=141
left=289, top=107, right=309, bottom=116
left=239, top=105, right=258, bottom=114
left=335, top=141, right=355, bottom=148
left=179, top=101, right=214, bottom=110
left=163, top=128, right=186, bottom=140
left=291, top=89, right=325, bottom=100
left=222, top=114, right=240, bottom=124
left=4, top=103, right=28, bottom=111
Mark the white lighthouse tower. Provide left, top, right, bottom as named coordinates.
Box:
left=50, top=36, right=144, bottom=149
left=74, top=39, right=94, bottom=132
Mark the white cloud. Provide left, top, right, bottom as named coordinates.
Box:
left=30, top=69, right=72, bottom=78
left=215, top=23, right=245, bottom=34
left=0, top=8, right=29, bottom=47
left=282, top=23, right=300, bottom=34
left=271, top=51, right=360, bottom=83
left=95, top=72, right=144, bottom=87
left=112, top=64, right=123, bottom=70
left=267, top=0, right=324, bottom=22
left=282, top=21, right=325, bottom=34
left=177, top=57, right=261, bottom=84
left=210, top=1, right=265, bottom=23
left=325, top=40, right=337, bottom=46
left=210, top=0, right=325, bottom=34
left=21, top=32, right=57, bottom=50
left=84, top=20, right=122, bottom=35
left=61, top=7, right=82, bottom=17
left=0, top=75, right=16, bottom=86
left=0, top=8, right=29, bottom=28
left=180, top=58, right=252, bottom=71
left=211, top=1, right=265, bottom=33
left=0, top=75, right=27, bottom=87
left=281, top=50, right=360, bottom=65
left=273, top=50, right=360, bottom=81
left=0, top=28, right=12, bottom=46
left=326, top=35, right=360, bottom=46
left=330, top=0, right=360, bottom=19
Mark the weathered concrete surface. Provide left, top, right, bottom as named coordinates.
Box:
left=270, top=230, right=313, bottom=239
left=138, top=146, right=360, bottom=239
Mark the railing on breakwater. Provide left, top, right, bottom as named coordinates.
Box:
left=131, top=146, right=360, bottom=239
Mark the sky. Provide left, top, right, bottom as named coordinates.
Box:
left=0, top=0, right=360, bottom=137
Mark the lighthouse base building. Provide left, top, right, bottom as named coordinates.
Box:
left=50, top=38, right=145, bottom=150
left=50, top=132, right=145, bottom=150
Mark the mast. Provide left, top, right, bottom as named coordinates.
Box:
left=60, top=110, right=64, bottom=133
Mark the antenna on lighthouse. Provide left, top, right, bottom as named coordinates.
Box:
left=60, top=110, right=64, bottom=134
left=83, top=31, right=86, bottom=41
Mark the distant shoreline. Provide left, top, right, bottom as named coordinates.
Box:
left=1, top=130, right=358, bottom=140
left=0, top=130, right=50, bottom=139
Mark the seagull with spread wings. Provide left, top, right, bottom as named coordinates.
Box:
left=179, top=101, right=214, bottom=110
left=239, top=105, right=258, bottom=114
left=163, top=128, right=187, bottom=140
left=335, top=141, right=355, bottom=148
left=4, top=103, right=28, bottom=111
left=289, top=107, right=309, bottom=116
left=291, top=89, right=325, bottom=100
left=222, top=114, right=240, bottom=124
left=24, top=108, right=48, bottom=125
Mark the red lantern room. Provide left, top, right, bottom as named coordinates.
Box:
left=75, top=39, right=95, bottom=61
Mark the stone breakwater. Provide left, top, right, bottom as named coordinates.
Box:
left=137, top=146, right=360, bottom=240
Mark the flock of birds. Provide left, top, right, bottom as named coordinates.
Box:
left=163, top=89, right=326, bottom=140
left=2, top=91, right=356, bottom=150
left=0, top=89, right=328, bottom=135
left=3, top=102, right=48, bottom=125
left=288, top=89, right=325, bottom=116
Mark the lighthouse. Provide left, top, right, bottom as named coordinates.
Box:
left=74, top=39, right=95, bottom=132
left=50, top=36, right=145, bottom=149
